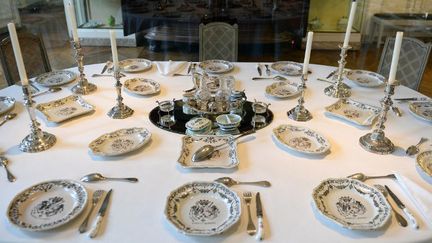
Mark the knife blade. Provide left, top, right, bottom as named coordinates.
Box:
left=89, top=189, right=113, bottom=238
left=385, top=185, right=418, bottom=229
left=257, top=64, right=262, bottom=76
left=255, top=192, right=264, bottom=241
left=394, top=97, right=427, bottom=101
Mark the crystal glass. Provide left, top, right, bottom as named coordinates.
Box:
left=214, top=78, right=230, bottom=112
left=195, top=73, right=212, bottom=111
left=157, top=99, right=175, bottom=127
left=251, top=100, right=269, bottom=128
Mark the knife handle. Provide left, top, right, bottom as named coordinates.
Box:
left=89, top=215, right=103, bottom=238
left=255, top=216, right=264, bottom=241
left=403, top=208, right=419, bottom=229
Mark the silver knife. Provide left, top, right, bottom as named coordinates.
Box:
left=257, top=64, right=262, bottom=76
left=385, top=185, right=418, bottom=229
left=89, top=189, right=113, bottom=238
left=101, top=61, right=110, bottom=74
left=326, top=69, right=337, bottom=79
left=394, top=97, right=427, bottom=102
left=255, top=192, right=264, bottom=241
left=187, top=62, right=192, bottom=74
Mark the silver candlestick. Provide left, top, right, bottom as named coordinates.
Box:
left=287, top=74, right=312, bottom=121
left=107, top=70, right=134, bottom=119
left=19, top=85, right=56, bottom=153
left=324, top=44, right=351, bottom=98
left=359, top=83, right=398, bottom=154
left=70, top=41, right=97, bottom=95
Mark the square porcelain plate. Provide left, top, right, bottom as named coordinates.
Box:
left=0, top=96, right=15, bottom=115
left=177, top=135, right=239, bottom=169
left=325, top=99, right=381, bottom=126
left=36, top=95, right=94, bottom=123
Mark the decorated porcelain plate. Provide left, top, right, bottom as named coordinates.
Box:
left=409, top=101, right=432, bottom=123
left=36, top=95, right=94, bottom=123
left=416, top=150, right=432, bottom=177
left=199, top=60, right=234, bottom=74
left=119, top=58, right=152, bottom=73
left=271, top=61, right=303, bottom=76
left=89, top=127, right=151, bottom=156
left=312, top=178, right=391, bottom=230
left=7, top=180, right=88, bottom=231
left=325, top=99, right=381, bottom=126
left=345, top=70, right=386, bottom=87
left=0, top=96, right=15, bottom=115
left=265, top=81, right=301, bottom=99
left=124, top=78, right=160, bottom=96
left=35, top=70, right=77, bottom=87
left=177, top=135, right=239, bottom=169
left=165, top=181, right=241, bottom=236
left=272, top=124, right=330, bottom=155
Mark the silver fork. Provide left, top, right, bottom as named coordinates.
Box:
left=79, top=190, right=105, bottom=233
left=243, top=192, right=256, bottom=236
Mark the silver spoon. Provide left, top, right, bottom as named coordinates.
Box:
left=80, top=173, right=138, bottom=183
left=31, top=87, right=62, bottom=98
left=192, top=130, right=255, bottom=162
left=406, top=137, right=428, bottom=156
left=0, top=113, right=17, bottom=126
left=252, top=75, right=287, bottom=81
left=374, top=185, right=408, bottom=227
left=215, top=177, right=271, bottom=187
left=0, top=156, right=16, bottom=182
left=347, top=172, right=396, bottom=182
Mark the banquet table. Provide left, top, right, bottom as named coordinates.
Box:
left=0, top=62, right=432, bottom=243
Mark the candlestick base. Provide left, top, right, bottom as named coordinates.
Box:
left=71, top=80, right=97, bottom=95
left=287, top=106, right=312, bottom=121
left=19, top=131, right=56, bottom=153
left=359, top=130, right=394, bottom=155
left=107, top=104, right=134, bottom=119
left=324, top=83, right=351, bottom=98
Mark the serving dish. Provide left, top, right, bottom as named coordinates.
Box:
left=325, top=99, right=381, bottom=126
left=36, top=95, right=94, bottom=123
left=34, top=70, right=77, bottom=87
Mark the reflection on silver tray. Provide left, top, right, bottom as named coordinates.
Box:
left=271, top=61, right=302, bottom=76
left=35, top=70, right=77, bottom=87
left=0, top=96, right=15, bottom=115
left=409, top=101, right=432, bottom=123
left=325, top=99, right=381, bottom=126
left=36, top=95, right=94, bottom=123
left=199, top=60, right=234, bottom=74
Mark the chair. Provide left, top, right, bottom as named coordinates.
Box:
left=377, top=37, right=431, bottom=90
left=0, top=31, right=51, bottom=86
left=199, top=22, right=238, bottom=62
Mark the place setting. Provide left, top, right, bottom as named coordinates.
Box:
left=198, top=59, right=234, bottom=74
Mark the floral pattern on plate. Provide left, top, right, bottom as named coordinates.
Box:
left=265, top=81, right=301, bottom=99
left=7, top=180, right=87, bottom=231
left=345, top=70, right=386, bottom=87
left=325, top=99, right=381, bottom=126
left=165, top=181, right=241, bottom=236
left=89, top=127, right=151, bottom=156
left=34, top=70, right=77, bottom=87
left=416, top=150, right=432, bottom=177
left=177, top=135, right=239, bottom=169
left=409, top=101, right=432, bottom=123
left=272, top=124, right=330, bottom=155
left=36, top=95, right=94, bottom=123
left=119, top=58, right=152, bottom=73
left=124, top=78, right=160, bottom=96
left=0, top=96, right=15, bottom=115
left=271, top=61, right=303, bottom=76
left=198, top=60, right=234, bottom=74
left=312, top=178, right=391, bottom=230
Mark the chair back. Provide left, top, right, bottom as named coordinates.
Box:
left=377, top=37, right=431, bottom=90
left=0, top=31, right=51, bottom=86
left=199, top=22, right=238, bottom=62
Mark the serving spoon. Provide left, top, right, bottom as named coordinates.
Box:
left=0, top=113, right=17, bottom=126
left=31, top=87, right=62, bottom=98
left=192, top=130, right=255, bottom=162
left=374, top=185, right=408, bottom=227
left=80, top=173, right=138, bottom=183
left=0, top=156, right=16, bottom=182
left=347, top=172, right=396, bottom=182
left=406, top=137, right=428, bottom=156
left=215, top=177, right=271, bottom=187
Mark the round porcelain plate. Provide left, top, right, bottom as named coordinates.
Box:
left=199, top=60, right=234, bottom=74
left=345, top=70, right=386, bottom=87
left=271, top=61, right=303, bottom=76
left=7, top=180, right=88, bottom=231
left=35, top=70, right=77, bottom=87
left=0, top=96, right=15, bottom=115
left=265, top=81, right=301, bottom=98
left=409, top=101, right=432, bottom=123
left=272, top=124, right=330, bottom=155
left=89, top=127, right=151, bottom=156
left=165, top=181, right=241, bottom=235
left=312, top=178, right=391, bottom=230
left=119, top=58, right=152, bottom=73
left=416, top=150, right=432, bottom=177
left=124, top=78, right=160, bottom=96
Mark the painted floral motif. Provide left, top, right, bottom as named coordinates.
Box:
left=35, top=70, right=76, bottom=87
left=132, top=84, right=152, bottom=92
left=55, top=107, right=78, bottom=117
left=288, top=137, right=312, bottom=150
left=273, top=124, right=330, bottom=154
left=325, top=99, right=380, bottom=126
left=36, top=95, right=94, bottom=123
left=266, top=82, right=300, bottom=98
left=126, top=64, right=139, bottom=70
left=336, top=196, right=367, bottom=218
left=111, top=138, right=135, bottom=152
left=47, top=77, right=64, bottom=84
left=343, top=109, right=360, bottom=119
left=31, top=196, right=65, bottom=219
left=189, top=199, right=220, bottom=223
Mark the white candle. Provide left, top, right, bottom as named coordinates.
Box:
left=7, top=23, right=28, bottom=85
left=343, top=1, right=357, bottom=48
left=388, top=32, right=404, bottom=85
left=303, top=31, right=313, bottom=75
left=109, top=30, right=119, bottom=71
left=67, top=2, right=79, bottom=42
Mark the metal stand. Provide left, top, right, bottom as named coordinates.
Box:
left=359, top=83, right=398, bottom=154
left=19, top=85, right=56, bottom=153
left=324, top=44, right=351, bottom=98
left=107, top=70, right=134, bottom=119
left=287, top=74, right=312, bottom=121
left=70, top=41, right=97, bottom=95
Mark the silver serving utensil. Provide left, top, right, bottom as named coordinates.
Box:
left=385, top=185, right=419, bottom=229
left=79, top=190, right=105, bottom=233
left=215, top=177, right=271, bottom=187
left=31, top=87, right=62, bottom=98
left=374, top=185, right=407, bottom=227
left=0, top=156, right=16, bottom=182
left=265, top=64, right=270, bottom=76
left=192, top=131, right=255, bottom=162
left=81, top=173, right=138, bottom=183
left=255, top=192, right=264, bottom=241
left=252, top=75, right=287, bottom=81
left=173, top=73, right=191, bottom=76
left=92, top=73, right=126, bottom=78
left=347, top=172, right=396, bottom=182
left=394, top=97, right=428, bottom=102
left=0, top=113, right=17, bottom=127
left=243, top=192, right=256, bottom=236
left=89, top=189, right=113, bottom=238
left=406, top=137, right=428, bottom=156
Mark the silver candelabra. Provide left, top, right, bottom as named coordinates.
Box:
left=287, top=74, right=312, bottom=121
left=70, top=41, right=97, bottom=95
left=324, top=44, right=352, bottom=98
left=107, top=70, right=134, bottom=119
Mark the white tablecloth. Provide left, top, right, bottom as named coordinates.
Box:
left=1, top=62, right=431, bottom=243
